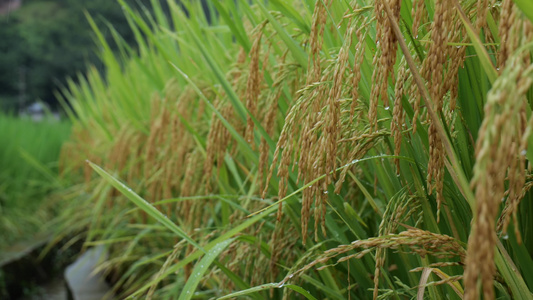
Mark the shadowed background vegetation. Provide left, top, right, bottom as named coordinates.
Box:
left=0, top=0, right=147, bottom=111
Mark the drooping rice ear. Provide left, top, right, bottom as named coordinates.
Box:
left=203, top=97, right=222, bottom=193
left=280, top=229, right=465, bottom=288
left=444, top=14, right=468, bottom=111
left=258, top=52, right=288, bottom=192
left=411, top=0, right=427, bottom=38
left=424, top=0, right=452, bottom=222
left=369, top=0, right=401, bottom=131
left=475, top=0, right=489, bottom=33
left=244, top=23, right=267, bottom=149
left=306, top=0, right=331, bottom=85
left=498, top=0, right=516, bottom=68
left=350, top=24, right=367, bottom=121
left=392, top=62, right=408, bottom=174
left=464, top=56, right=533, bottom=300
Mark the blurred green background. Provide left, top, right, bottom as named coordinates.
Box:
left=0, top=0, right=139, bottom=111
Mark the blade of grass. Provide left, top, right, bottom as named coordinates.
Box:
left=513, top=0, right=533, bottom=23
left=217, top=283, right=318, bottom=300
left=211, top=1, right=251, bottom=51
left=255, top=0, right=308, bottom=70
left=86, top=161, right=204, bottom=252
left=178, top=239, right=234, bottom=300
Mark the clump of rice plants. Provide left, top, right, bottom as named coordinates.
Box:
left=55, top=0, right=533, bottom=299
left=0, top=113, right=70, bottom=248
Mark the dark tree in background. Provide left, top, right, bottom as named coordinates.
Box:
left=0, top=0, right=141, bottom=111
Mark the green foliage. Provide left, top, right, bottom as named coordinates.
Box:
left=0, top=113, right=70, bottom=248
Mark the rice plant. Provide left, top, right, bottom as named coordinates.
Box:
left=55, top=0, right=533, bottom=299
left=0, top=113, right=70, bottom=248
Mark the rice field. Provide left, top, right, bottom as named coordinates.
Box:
left=53, top=0, right=533, bottom=299
left=0, top=113, right=70, bottom=248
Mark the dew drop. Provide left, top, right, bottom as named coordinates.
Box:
left=384, top=106, right=390, bottom=111
left=521, top=150, right=527, bottom=156
left=456, top=45, right=461, bottom=49
left=323, top=191, right=328, bottom=194
left=289, top=274, right=294, bottom=279
left=502, top=234, right=509, bottom=240
left=352, top=159, right=359, bottom=163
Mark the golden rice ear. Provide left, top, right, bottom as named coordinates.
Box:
left=280, top=229, right=465, bottom=288
left=371, top=192, right=421, bottom=300
left=498, top=0, right=516, bottom=68
left=144, top=93, right=163, bottom=177
left=464, top=56, right=533, bottom=300
left=498, top=1, right=533, bottom=68
left=202, top=90, right=234, bottom=194
left=258, top=53, right=288, bottom=193
left=392, top=62, right=408, bottom=175
left=203, top=97, right=220, bottom=193
left=244, top=23, right=267, bottom=150
left=424, top=0, right=453, bottom=223
left=411, top=0, right=427, bottom=38
left=475, top=0, right=489, bottom=33
left=444, top=13, right=468, bottom=112
left=263, top=0, right=337, bottom=245
left=306, top=0, right=331, bottom=85
left=497, top=20, right=533, bottom=239
left=369, top=0, right=401, bottom=131
left=350, top=24, right=367, bottom=121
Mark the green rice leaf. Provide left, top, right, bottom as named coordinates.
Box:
left=217, top=283, right=279, bottom=299
left=513, top=0, right=533, bottom=24
left=87, top=161, right=204, bottom=252
left=255, top=0, right=308, bottom=69
left=217, top=283, right=318, bottom=300
left=178, top=239, right=234, bottom=300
